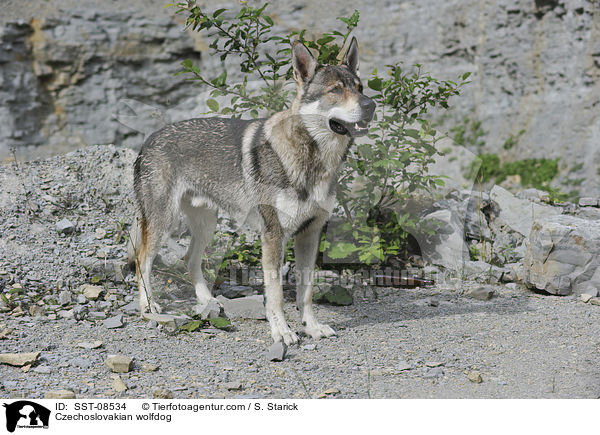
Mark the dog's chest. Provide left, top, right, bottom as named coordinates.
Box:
left=275, top=180, right=335, bottom=233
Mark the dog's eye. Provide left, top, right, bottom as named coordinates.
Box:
left=357, top=83, right=363, bottom=93
left=330, top=85, right=343, bottom=93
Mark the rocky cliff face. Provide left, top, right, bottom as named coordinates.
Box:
left=0, top=1, right=205, bottom=158
left=1, top=0, right=599, bottom=193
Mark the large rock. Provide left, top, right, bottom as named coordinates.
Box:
left=418, top=208, right=469, bottom=271
left=0, top=352, right=40, bottom=367
left=490, top=186, right=561, bottom=237
left=524, top=215, right=600, bottom=295
left=216, top=295, right=266, bottom=320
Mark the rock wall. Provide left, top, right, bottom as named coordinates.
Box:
left=1, top=0, right=599, bottom=194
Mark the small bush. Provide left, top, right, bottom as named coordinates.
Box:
left=173, top=2, right=469, bottom=266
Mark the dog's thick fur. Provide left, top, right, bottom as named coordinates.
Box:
left=130, top=38, right=375, bottom=344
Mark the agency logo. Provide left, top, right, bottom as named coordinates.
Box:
left=2, top=401, right=50, bottom=433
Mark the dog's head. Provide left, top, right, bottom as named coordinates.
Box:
left=293, top=37, right=376, bottom=138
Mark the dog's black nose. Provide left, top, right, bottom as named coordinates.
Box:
left=360, top=97, right=376, bottom=121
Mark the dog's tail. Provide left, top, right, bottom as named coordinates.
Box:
left=127, top=217, right=142, bottom=271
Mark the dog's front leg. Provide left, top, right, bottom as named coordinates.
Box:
left=260, top=208, right=298, bottom=345
left=294, top=218, right=336, bottom=340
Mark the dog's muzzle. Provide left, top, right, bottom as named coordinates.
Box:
left=329, top=96, right=376, bottom=138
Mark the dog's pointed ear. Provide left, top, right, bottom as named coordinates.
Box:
left=292, top=41, right=318, bottom=83
left=343, top=36, right=360, bottom=76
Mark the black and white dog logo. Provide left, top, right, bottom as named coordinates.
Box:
left=3, top=401, right=50, bottom=432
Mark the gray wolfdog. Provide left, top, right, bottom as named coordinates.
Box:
left=130, top=37, right=375, bottom=345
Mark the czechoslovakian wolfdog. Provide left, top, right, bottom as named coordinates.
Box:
left=130, top=38, right=375, bottom=345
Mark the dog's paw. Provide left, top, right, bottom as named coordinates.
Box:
left=140, top=300, right=163, bottom=315
left=269, top=316, right=298, bottom=346
left=304, top=322, right=336, bottom=340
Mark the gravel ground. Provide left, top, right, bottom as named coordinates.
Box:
left=1, top=145, right=599, bottom=399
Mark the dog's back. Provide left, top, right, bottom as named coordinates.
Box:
left=133, top=117, right=253, bottom=216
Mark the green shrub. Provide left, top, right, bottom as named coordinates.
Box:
left=173, top=2, right=469, bottom=266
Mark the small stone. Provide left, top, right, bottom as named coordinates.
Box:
left=77, top=340, right=103, bottom=350
left=193, top=299, right=223, bottom=319
left=29, top=306, right=43, bottom=317
left=0, top=352, right=40, bottom=367
left=58, top=291, right=72, bottom=306
left=426, top=297, right=439, bottom=307
left=153, top=389, right=173, bottom=399
left=111, top=376, right=128, bottom=392
left=267, top=341, right=287, bottom=362
left=425, top=361, right=444, bottom=368
left=302, top=344, right=317, bottom=351
left=95, top=228, right=107, bottom=239
left=465, top=286, right=495, bottom=301
left=467, top=370, right=483, bottom=383
left=120, top=300, right=138, bottom=314
left=45, top=389, right=76, bottom=399
left=82, top=285, right=103, bottom=301
left=395, top=361, right=412, bottom=371
left=317, top=388, right=340, bottom=398
left=223, top=381, right=242, bottom=391
left=424, top=366, right=444, bottom=378
left=73, top=305, right=89, bottom=320
left=581, top=294, right=593, bottom=303
left=56, top=218, right=75, bottom=234
left=103, top=313, right=124, bottom=329
left=589, top=298, right=600, bottom=306
left=141, top=313, right=189, bottom=329
left=71, top=357, right=92, bottom=368
left=219, top=284, right=254, bottom=299
left=11, top=306, right=25, bottom=317
left=32, top=365, right=53, bottom=374
left=106, top=354, right=133, bottom=373
left=89, top=311, right=107, bottom=320
left=58, top=309, right=74, bottom=319
left=77, top=294, right=88, bottom=304
left=141, top=363, right=159, bottom=372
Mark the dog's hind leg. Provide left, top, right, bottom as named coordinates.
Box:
left=260, top=205, right=298, bottom=345
left=135, top=213, right=165, bottom=314
left=181, top=198, right=218, bottom=305
left=135, top=188, right=179, bottom=314
left=294, top=215, right=336, bottom=339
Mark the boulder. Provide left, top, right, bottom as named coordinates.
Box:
left=524, top=215, right=600, bottom=295
left=490, top=186, right=561, bottom=237
left=418, top=208, right=469, bottom=271
left=216, top=295, right=266, bottom=320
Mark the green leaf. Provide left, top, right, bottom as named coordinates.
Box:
left=263, top=15, right=274, bottom=26
left=179, top=320, right=203, bottom=332
left=206, top=99, right=219, bottom=112
left=327, top=242, right=359, bottom=259
left=368, top=77, right=383, bottom=91
left=404, top=129, right=420, bottom=139
left=213, top=8, right=227, bottom=18
left=317, top=36, right=335, bottom=45
left=181, top=59, right=194, bottom=70
left=208, top=317, right=232, bottom=330
left=313, top=285, right=354, bottom=306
